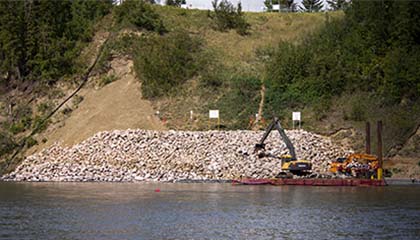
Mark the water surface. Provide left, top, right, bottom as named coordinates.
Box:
left=0, top=182, right=419, bottom=239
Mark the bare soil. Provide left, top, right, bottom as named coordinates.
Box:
left=34, top=58, right=165, bottom=149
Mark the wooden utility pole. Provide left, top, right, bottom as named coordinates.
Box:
left=365, top=122, right=371, bottom=154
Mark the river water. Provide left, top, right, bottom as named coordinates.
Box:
left=0, top=182, right=419, bottom=240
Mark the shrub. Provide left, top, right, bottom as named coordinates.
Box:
left=37, top=102, right=53, bottom=115
left=210, top=0, right=250, bottom=35
left=166, top=0, right=185, bottom=7
left=62, top=107, right=73, bottom=115
left=350, top=102, right=365, bottom=121
left=72, top=95, right=84, bottom=106
left=114, top=0, right=166, bottom=34
left=0, top=131, right=17, bottom=157
left=32, top=116, right=49, bottom=132
left=133, top=30, right=202, bottom=98
left=210, top=74, right=261, bottom=129
left=199, top=60, right=228, bottom=90
left=25, top=137, right=38, bottom=148
left=99, top=74, right=117, bottom=87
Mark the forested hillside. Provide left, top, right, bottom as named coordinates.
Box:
left=0, top=0, right=419, bottom=177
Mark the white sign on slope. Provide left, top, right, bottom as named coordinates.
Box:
left=292, top=112, right=301, bottom=121
left=209, top=110, right=219, bottom=119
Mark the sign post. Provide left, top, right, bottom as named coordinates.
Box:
left=292, top=112, right=301, bottom=129
left=209, top=110, right=220, bottom=130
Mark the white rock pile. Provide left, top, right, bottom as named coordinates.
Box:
left=1, top=129, right=352, bottom=182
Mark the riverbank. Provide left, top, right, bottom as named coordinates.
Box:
left=1, top=129, right=351, bottom=182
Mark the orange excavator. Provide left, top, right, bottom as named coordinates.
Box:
left=330, top=153, right=379, bottom=178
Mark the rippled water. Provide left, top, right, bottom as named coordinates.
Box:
left=0, top=182, right=419, bottom=240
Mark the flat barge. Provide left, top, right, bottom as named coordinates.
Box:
left=232, top=178, right=387, bottom=186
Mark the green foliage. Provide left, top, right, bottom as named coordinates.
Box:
left=327, top=0, right=349, bottom=11
left=166, top=0, right=186, bottom=7
left=32, top=116, right=49, bottom=132
left=72, top=95, right=84, bottom=107
left=37, top=102, right=53, bottom=115
left=349, top=101, right=365, bottom=121
left=210, top=0, right=250, bottom=35
left=209, top=74, right=261, bottom=129
left=114, top=0, right=166, bottom=34
left=25, top=137, right=38, bottom=148
left=133, top=31, right=202, bottom=98
left=99, top=74, right=118, bottom=87
left=0, top=0, right=113, bottom=85
left=265, top=0, right=420, bottom=116
left=300, top=0, right=324, bottom=12
left=199, top=57, right=229, bottom=90
left=9, top=122, right=26, bottom=135
left=200, top=71, right=225, bottom=90
left=0, top=131, right=16, bottom=157
left=312, top=98, right=331, bottom=120
left=8, top=105, right=33, bottom=134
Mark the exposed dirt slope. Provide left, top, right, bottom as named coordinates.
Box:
left=38, top=58, right=165, bottom=148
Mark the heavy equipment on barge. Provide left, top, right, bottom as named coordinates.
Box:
left=234, top=120, right=386, bottom=186
left=254, top=117, right=312, bottom=177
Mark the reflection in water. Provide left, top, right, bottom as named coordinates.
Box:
left=0, top=183, right=419, bottom=240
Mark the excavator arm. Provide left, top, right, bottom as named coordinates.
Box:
left=254, top=117, right=297, bottom=160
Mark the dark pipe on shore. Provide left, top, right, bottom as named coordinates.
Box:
left=366, top=122, right=371, bottom=154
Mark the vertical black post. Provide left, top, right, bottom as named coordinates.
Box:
left=366, top=122, right=371, bottom=154
left=377, top=120, right=383, bottom=171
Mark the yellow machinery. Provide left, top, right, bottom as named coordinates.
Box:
left=254, top=117, right=312, bottom=176
left=330, top=153, right=380, bottom=178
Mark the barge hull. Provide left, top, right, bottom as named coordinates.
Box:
left=233, top=178, right=387, bottom=186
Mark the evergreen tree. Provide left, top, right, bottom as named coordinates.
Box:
left=300, top=0, right=324, bottom=12
left=327, top=0, right=349, bottom=11
left=166, top=0, right=185, bottom=7
left=211, top=0, right=250, bottom=35
left=0, top=0, right=113, bottom=85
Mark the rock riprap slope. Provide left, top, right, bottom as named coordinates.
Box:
left=2, top=130, right=352, bottom=182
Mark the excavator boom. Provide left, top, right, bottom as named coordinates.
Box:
left=254, top=117, right=311, bottom=176
left=255, top=117, right=296, bottom=159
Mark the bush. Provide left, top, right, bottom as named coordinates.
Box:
left=32, top=116, right=49, bottom=132
left=199, top=59, right=228, bottom=90
left=210, top=0, right=250, bottom=35
left=25, top=137, right=38, bottom=148
left=0, top=131, right=17, bottom=157
left=209, top=74, right=261, bottom=129
left=350, top=101, right=365, bottom=121
left=72, top=95, right=84, bottom=106
left=133, top=30, right=202, bottom=98
left=114, top=0, right=166, bottom=34
left=37, top=102, right=53, bottom=115
left=166, top=0, right=185, bottom=7
left=99, top=74, right=117, bottom=87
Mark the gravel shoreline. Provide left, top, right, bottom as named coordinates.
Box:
left=1, top=129, right=352, bottom=182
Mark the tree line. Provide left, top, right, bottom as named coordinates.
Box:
left=0, top=0, right=113, bottom=86
left=265, top=0, right=420, bottom=114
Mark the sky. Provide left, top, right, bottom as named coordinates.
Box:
left=182, top=0, right=331, bottom=12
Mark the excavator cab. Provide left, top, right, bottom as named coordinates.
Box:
left=255, top=117, right=312, bottom=176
